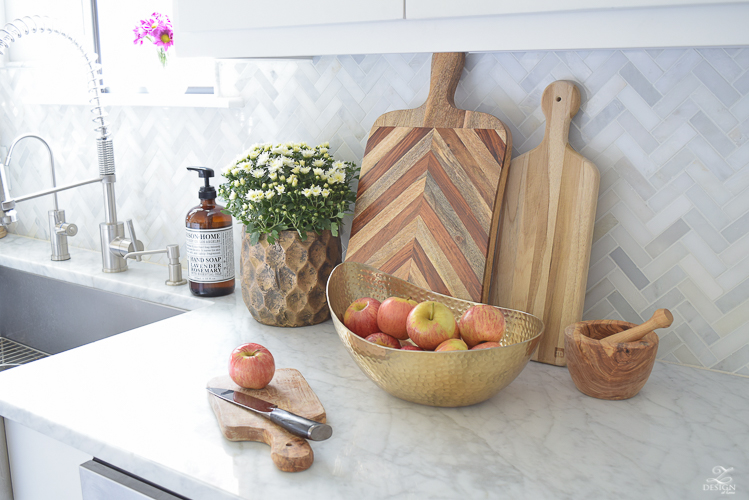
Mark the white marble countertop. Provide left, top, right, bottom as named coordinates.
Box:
left=0, top=234, right=746, bottom=499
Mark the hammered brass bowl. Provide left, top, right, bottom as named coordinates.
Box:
left=326, top=262, right=544, bottom=407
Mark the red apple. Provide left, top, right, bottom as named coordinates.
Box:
left=406, top=301, right=459, bottom=350
left=401, top=345, right=423, bottom=351
left=229, top=343, right=275, bottom=389
left=344, top=297, right=381, bottom=338
left=458, top=305, right=506, bottom=348
left=471, top=341, right=501, bottom=350
left=364, top=332, right=401, bottom=349
left=377, top=297, right=418, bottom=340
left=435, top=338, right=468, bottom=351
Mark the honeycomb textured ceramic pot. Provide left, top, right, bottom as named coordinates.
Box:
left=241, top=230, right=341, bottom=327
left=327, top=261, right=544, bottom=407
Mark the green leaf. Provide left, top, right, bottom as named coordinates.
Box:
left=331, top=222, right=338, bottom=236
left=250, top=231, right=260, bottom=245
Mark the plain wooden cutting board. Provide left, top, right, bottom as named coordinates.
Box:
left=346, top=52, right=512, bottom=303
left=207, top=368, right=326, bottom=472
left=490, top=80, right=599, bottom=366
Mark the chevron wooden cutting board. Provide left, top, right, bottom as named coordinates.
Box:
left=489, top=81, right=599, bottom=366
left=346, top=53, right=512, bottom=303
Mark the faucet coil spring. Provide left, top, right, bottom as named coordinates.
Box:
left=0, top=15, right=114, bottom=173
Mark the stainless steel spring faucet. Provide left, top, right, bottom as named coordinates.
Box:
left=0, top=15, right=185, bottom=285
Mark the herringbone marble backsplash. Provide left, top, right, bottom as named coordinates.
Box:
left=2, top=49, right=748, bottom=374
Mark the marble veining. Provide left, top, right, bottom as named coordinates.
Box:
left=0, top=235, right=746, bottom=499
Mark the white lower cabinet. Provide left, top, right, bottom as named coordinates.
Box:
left=5, top=419, right=91, bottom=500
left=3, top=420, right=185, bottom=500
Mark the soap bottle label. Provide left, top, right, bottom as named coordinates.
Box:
left=185, top=227, right=235, bottom=283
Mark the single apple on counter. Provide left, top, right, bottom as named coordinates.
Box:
left=471, top=341, right=501, bottom=350
left=406, top=301, right=459, bottom=350
left=377, top=297, right=418, bottom=340
left=401, top=345, right=423, bottom=351
left=364, top=332, right=401, bottom=349
left=435, top=338, right=468, bottom=351
left=229, top=343, right=275, bottom=389
left=458, top=304, right=506, bottom=348
left=343, top=297, right=381, bottom=338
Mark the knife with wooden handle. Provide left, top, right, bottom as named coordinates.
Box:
left=207, top=387, right=332, bottom=441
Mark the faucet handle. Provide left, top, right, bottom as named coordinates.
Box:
left=56, top=222, right=77, bottom=237
left=125, top=219, right=144, bottom=261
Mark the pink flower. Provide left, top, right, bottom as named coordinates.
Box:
left=133, top=13, right=174, bottom=66
left=152, top=25, right=174, bottom=51
left=132, top=13, right=172, bottom=48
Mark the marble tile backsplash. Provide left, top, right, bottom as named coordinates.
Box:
left=1, top=50, right=748, bottom=374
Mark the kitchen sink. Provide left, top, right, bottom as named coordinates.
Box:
left=0, top=266, right=185, bottom=369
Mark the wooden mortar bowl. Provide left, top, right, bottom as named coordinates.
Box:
left=564, top=320, right=658, bottom=400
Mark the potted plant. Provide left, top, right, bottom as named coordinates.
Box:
left=219, top=141, right=358, bottom=327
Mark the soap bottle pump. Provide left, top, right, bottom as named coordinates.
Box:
left=185, top=166, right=235, bottom=297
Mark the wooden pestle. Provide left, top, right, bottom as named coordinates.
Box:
left=600, top=309, right=673, bottom=346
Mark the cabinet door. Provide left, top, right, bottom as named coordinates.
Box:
left=176, top=0, right=403, bottom=31
left=79, top=461, right=187, bottom=500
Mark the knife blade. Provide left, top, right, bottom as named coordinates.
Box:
left=207, top=387, right=332, bottom=441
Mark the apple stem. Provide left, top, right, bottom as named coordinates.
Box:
left=429, top=302, right=434, bottom=321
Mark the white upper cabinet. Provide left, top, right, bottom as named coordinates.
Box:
left=176, top=0, right=404, bottom=31
left=406, top=0, right=749, bottom=19
left=174, top=0, right=749, bottom=59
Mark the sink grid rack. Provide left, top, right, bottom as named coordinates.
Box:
left=0, top=337, right=48, bottom=371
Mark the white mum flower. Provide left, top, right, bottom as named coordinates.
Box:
left=268, top=158, right=284, bottom=173
left=313, top=168, right=325, bottom=176
left=300, top=167, right=311, bottom=174
left=322, top=189, right=330, bottom=198
left=312, top=159, right=325, bottom=168
left=256, top=152, right=270, bottom=165
left=233, top=180, right=240, bottom=187
left=265, top=190, right=275, bottom=200
left=301, top=149, right=315, bottom=158
left=291, top=166, right=301, bottom=174
left=251, top=169, right=265, bottom=178
left=246, top=189, right=263, bottom=202
left=281, top=156, right=295, bottom=166
left=240, top=179, right=246, bottom=185
left=222, top=165, right=233, bottom=175
left=271, top=145, right=291, bottom=156
left=311, top=185, right=322, bottom=197
left=302, top=188, right=313, bottom=197
left=229, top=191, right=237, bottom=200
left=249, top=151, right=259, bottom=160
left=319, top=147, right=328, bottom=154
left=269, top=172, right=278, bottom=180
left=332, top=161, right=346, bottom=170
left=322, top=141, right=330, bottom=148
left=287, top=174, right=297, bottom=184
left=231, top=168, right=240, bottom=175
left=275, top=185, right=285, bottom=194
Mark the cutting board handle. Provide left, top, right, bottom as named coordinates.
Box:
left=267, top=431, right=314, bottom=472
left=540, top=80, right=581, bottom=147
left=423, top=52, right=466, bottom=126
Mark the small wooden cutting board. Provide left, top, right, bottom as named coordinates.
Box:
left=207, top=368, right=326, bottom=472
left=346, top=52, right=512, bottom=303
left=490, top=81, right=599, bottom=367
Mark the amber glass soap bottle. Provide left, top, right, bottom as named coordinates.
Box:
left=185, top=167, right=235, bottom=297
